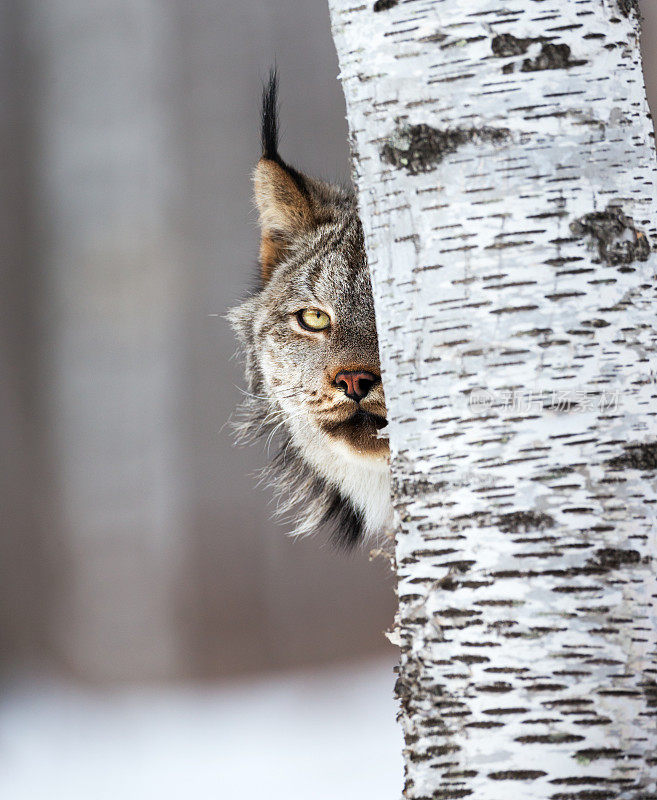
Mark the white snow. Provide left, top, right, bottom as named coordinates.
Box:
left=0, top=658, right=402, bottom=800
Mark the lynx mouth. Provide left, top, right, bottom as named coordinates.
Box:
left=360, top=410, right=388, bottom=430
left=319, top=408, right=389, bottom=456
left=321, top=409, right=388, bottom=433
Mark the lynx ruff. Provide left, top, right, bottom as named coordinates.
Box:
left=229, top=73, right=393, bottom=547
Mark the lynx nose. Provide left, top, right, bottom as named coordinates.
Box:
left=334, top=370, right=379, bottom=402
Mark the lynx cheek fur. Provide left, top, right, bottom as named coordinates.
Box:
left=228, top=72, right=393, bottom=547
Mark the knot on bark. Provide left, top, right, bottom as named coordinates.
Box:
left=520, top=43, right=585, bottom=72
left=381, top=123, right=510, bottom=175
left=570, top=205, right=651, bottom=266
left=491, top=33, right=537, bottom=57
left=493, top=39, right=586, bottom=74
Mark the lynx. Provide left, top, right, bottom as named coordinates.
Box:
left=229, top=72, right=393, bottom=547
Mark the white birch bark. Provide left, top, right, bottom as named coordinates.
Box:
left=329, top=1, right=657, bottom=797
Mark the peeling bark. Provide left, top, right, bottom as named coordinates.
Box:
left=328, top=0, right=657, bottom=797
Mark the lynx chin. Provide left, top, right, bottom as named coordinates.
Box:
left=228, top=71, right=393, bottom=547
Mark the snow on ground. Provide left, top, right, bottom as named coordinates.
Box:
left=0, top=657, right=402, bottom=800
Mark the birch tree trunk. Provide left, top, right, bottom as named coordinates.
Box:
left=329, top=1, right=657, bottom=797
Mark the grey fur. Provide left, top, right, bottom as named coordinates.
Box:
left=229, top=152, right=392, bottom=547
left=229, top=71, right=392, bottom=546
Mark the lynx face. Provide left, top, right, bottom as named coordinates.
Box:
left=229, top=74, right=392, bottom=546
left=244, top=211, right=388, bottom=458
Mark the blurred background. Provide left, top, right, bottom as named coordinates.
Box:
left=1, top=1, right=655, bottom=798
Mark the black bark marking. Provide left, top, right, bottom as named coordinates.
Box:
left=552, top=584, right=602, bottom=593
left=570, top=205, right=651, bottom=266
left=520, top=43, right=586, bottom=72
left=587, top=547, right=641, bottom=570
left=454, top=654, right=490, bottom=665
left=515, top=733, right=585, bottom=744
left=574, top=748, right=624, bottom=761
left=373, top=0, right=397, bottom=10
left=444, top=771, right=478, bottom=779
left=438, top=607, right=481, bottom=618
left=550, top=778, right=627, bottom=785
left=483, top=706, right=528, bottom=715
left=381, top=124, right=510, bottom=175
left=419, top=30, right=447, bottom=43
left=485, top=667, right=530, bottom=674
left=532, top=467, right=575, bottom=481
left=475, top=681, right=513, bottom=693
left=465, top=720, right=504, bottom=728
left=488, top=770, right=547, bottom=780
left=491, top=304, right=539, bottom=314
left=426, top=744, right=461, bottom=756
left=497, top=510, right=555, bottom=533
left=642, top=680, right=657, bottom=708
left=546, top=698, right=594, bottom=707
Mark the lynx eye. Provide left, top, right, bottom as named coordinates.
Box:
left=297, top=308, right=331, bottom=332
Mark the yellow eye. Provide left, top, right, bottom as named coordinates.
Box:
left=298, top=308, right=331, bottom=332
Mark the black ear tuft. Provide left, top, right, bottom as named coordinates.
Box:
left=261, top=68, right=280, bottom=163
left=255, top=68, right=317, bottom=282
left=259, top=69, right=308, bottom=194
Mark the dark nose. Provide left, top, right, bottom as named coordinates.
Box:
left=334, top=370, right=379, bottom=402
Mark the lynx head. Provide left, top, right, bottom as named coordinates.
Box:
left=229, top=72, right=391, bottom=547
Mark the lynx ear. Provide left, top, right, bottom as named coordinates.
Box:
left=254, top=157, right=315, bottom=282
